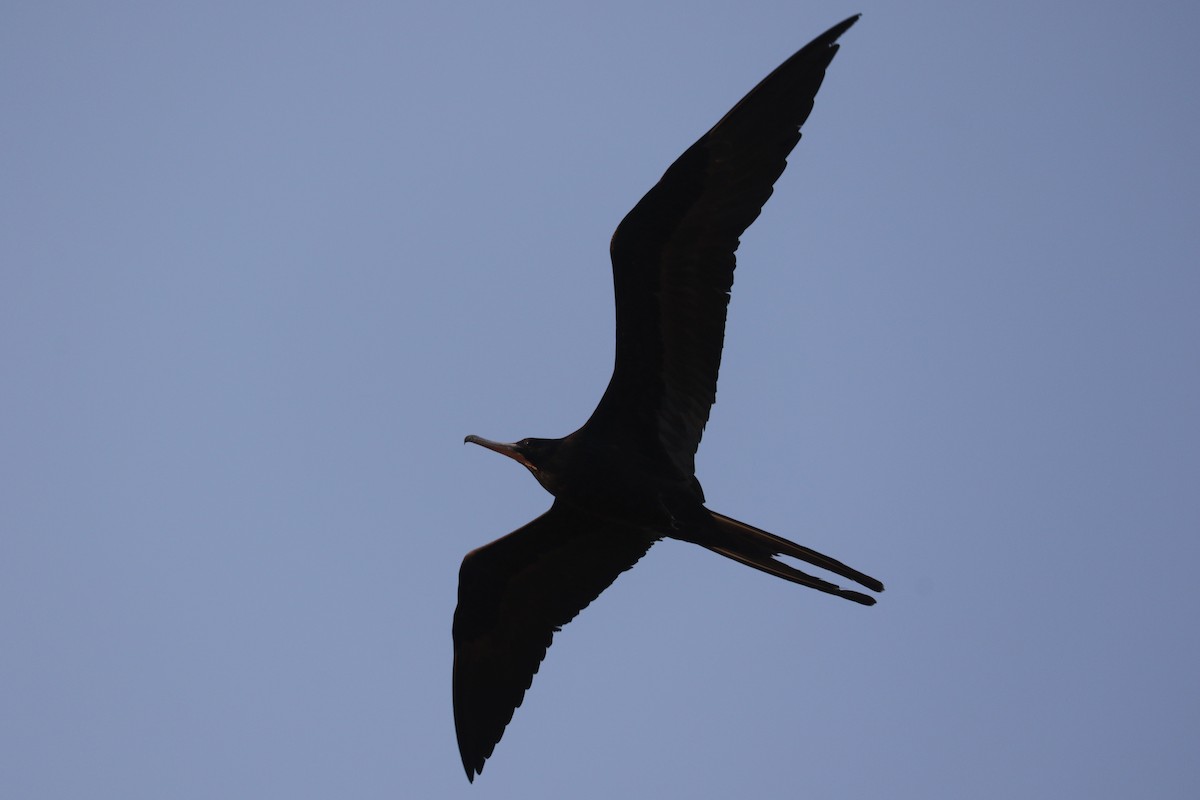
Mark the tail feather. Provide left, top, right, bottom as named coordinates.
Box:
left=702, top=511, right=884, bottom=605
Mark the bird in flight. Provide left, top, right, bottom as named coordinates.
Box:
left=453, top=15, right=881, bottom=781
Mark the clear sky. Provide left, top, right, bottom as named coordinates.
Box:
left=3, top=1, right=1198, bottom=797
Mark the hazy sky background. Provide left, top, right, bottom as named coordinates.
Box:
left=4, top=1, right=1198, bottom=797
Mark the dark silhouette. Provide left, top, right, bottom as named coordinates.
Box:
left=453, top=16, right=881, bottom=781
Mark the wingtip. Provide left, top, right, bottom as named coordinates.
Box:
left=821, top=14, right=861, bottom=45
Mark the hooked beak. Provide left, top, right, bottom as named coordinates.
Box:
left=464, top=435, right=537, bottom=473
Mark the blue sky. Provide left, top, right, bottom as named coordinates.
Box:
left=3, top=1, right=1198, bottom=797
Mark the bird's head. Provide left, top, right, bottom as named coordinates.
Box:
left=464, top=435, right=565, bottom=492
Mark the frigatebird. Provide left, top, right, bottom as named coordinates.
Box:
left=454, top=15, right=881, bottom=781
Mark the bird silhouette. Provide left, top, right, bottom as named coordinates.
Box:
left=454, top=15, right=881, bottom=781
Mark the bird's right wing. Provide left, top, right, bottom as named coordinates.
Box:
left=452, top=501, right=656, bottom=781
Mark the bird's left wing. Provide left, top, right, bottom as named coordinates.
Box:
left=587, top=15, right=859, bottom=475
left=452, top=500, right=656, bottom=781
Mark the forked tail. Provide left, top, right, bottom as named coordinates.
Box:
left=701, top=511, right=884, bottom=606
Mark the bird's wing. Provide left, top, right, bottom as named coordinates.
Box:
left=585, top=16, right=858, bottom=475
left=452, top=501, right=656, bottom=781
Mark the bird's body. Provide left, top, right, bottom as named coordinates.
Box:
left=453, top=15, right=882, bottom=781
